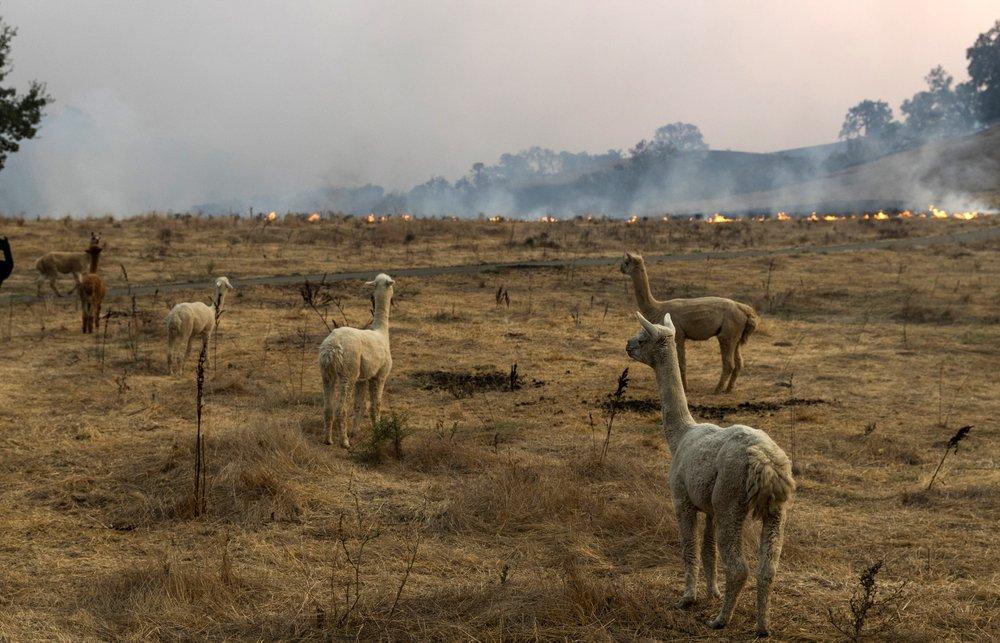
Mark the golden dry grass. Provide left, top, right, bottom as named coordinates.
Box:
left=0, top=215, right=997, bottom=640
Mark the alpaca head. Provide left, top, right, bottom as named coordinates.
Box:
left=365, top=273, right=395, bottom=295
left=619, top=251, right=643, bottom=275
left=214, top=276, right=234, bottom=308
left=626, top=312, right=675, bottom=367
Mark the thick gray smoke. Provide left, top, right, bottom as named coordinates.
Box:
left=1, top=1, right=995, bottom=218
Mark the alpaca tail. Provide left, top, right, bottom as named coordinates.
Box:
left=746, top=444, right=795, bottom=520
left=736, top=302, right=759, bottom=345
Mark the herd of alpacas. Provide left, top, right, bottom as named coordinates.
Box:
left=18, top=237, right=791, bottom=637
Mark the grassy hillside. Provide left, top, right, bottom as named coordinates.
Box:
left=670, top=126, right=1000, bottom=214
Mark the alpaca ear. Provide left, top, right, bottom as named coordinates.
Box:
left=364, top=279, right=376, bottom=288
left=636, top=311, right=658, bottom=335
left=661, top=313, right=675, bottom=333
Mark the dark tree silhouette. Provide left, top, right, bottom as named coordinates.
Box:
left=0, top=17, right=50, bottom=173
left=901, top=66, right=976, bottom=139
left=839, top=100, right=896, bottom=140
left=650, top=121, right=708, bottom=152
left=966, top=19, right=1000, bottom=124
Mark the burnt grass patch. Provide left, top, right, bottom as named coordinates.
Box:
left=412, top=364, right=543, bottom=398
left=601, top=397, right=828, bottom=419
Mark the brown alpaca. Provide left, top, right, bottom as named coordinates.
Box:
left=35, top=233, right=103, bottom=296
left=78, top=244, right=107, bottom=334
left=620, top=251, right=759, bottom=393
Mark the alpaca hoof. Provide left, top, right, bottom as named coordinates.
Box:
left=708, top=616, right=727, bottom=630
left=755, top=627, right=770, bottom=638
left=676, top=595, right=696, bottom=609
left=339, top=438, right=350, bottom=449
left=706, top=587, right=721, bottom=599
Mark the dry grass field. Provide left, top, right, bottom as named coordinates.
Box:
left=0, top=215, right=997, bottom=640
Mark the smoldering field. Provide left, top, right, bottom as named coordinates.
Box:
left=0, top=215, right=997, bottom=640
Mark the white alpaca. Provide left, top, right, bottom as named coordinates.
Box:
left=626, top=312, right=795, bottom=637
left=318, top=273, right=394, bottom=448
left=165, top=277, right=234, bottom=374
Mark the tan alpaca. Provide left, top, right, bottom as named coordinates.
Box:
left=621, top=252, right=759, bottom=393
left=34, top=233, right=103, bottom=296
left=627, top=312, right=794, bottom=636
left=78, top=244, right=107, bottom=334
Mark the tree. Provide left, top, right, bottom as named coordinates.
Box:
left=900, top=66, right=975, bottom=140
left=966, top=19, right=1000, bottom=124
left=839, top=99, right=896, bottom=140
left=650, top=121, right=708, bottom=152
left=0, top=18, right=51, bottom=173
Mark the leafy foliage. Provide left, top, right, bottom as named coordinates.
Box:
left=966, top=19, right=1000, bottom=124
left=0, top=18, right=51, bottom=173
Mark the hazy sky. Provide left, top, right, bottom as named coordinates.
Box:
left=0, top=1, right=996, bottom=215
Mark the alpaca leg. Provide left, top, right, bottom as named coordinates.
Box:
left=321, top=371, right=336, bottom=445
left=726, top=345, right=743, bottom=393
left=675, top=334, right=688, bottom=392
left=350, top=381, right=366, bottom=437
left=674, top=499, right=699, bottom=607
left=702, top=513, right=720, bottom=599
left=368, top=376, right=386, bottom=429
left=755, top=508, right=786, bottom=637
left=709, top=511, right=749, bottom=629
left=713, top=338, right=735, bottom=394
left=334, top=381, right=352, bottom=448
left=48, top=277, right=61, bottom=297
left=181, top=336, right=195, bottom=370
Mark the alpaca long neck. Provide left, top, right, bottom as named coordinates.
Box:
left=370, top=291, right=391, bottom=332
left=88, top=253, right=100, bottom=273
left=631, top=264, right=661, bottom=314
left=653, top=342, right=695, bottom=452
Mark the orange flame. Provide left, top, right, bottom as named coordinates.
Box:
left=707, top=213, right=732, bottom=223
left=307, top=213, right=321, bottom=222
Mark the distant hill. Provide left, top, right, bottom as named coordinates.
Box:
left=666, top=125, right=1000, bottom=214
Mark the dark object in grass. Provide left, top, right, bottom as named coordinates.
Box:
left=927, top=425, right=972, bottom=491
left=601, top=396, right=827, bottom=419
left=413, top=365, right=542, bottom=398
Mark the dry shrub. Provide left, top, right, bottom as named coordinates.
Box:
left=405, top=431, right=484, bottom=474
left=106, top=421, right=322, bottom=526
left=896, top=296, right=956, bottom=324
left=439, top=455, right=675, bottom=566
left=439, top=459, right=584, bottom=535
left=85, top=547, right=258, bottom=639
left=208, top=422, right=321, bottom=522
